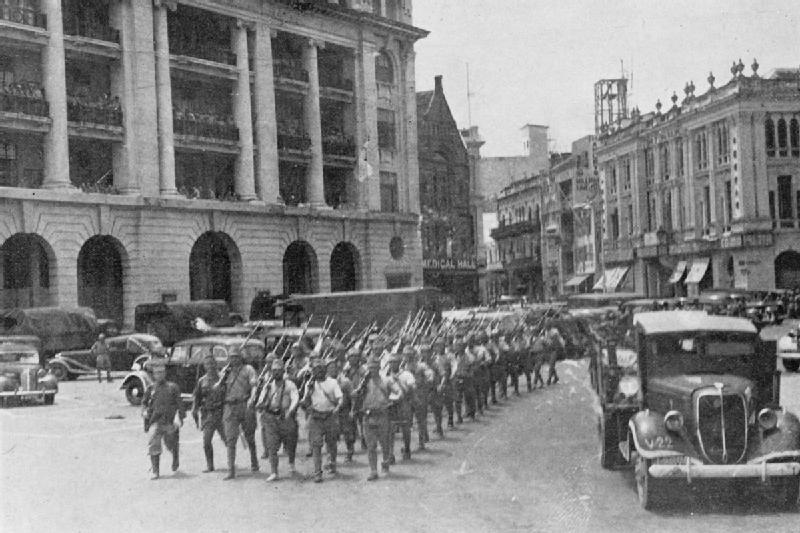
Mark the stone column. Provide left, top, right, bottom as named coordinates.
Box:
left=110, top=0, right=138, bottom=194
left=402, top=47, right=420, bottom=214
left=355, top=39, right=380, bottom=210
left=302, top=39, right=325, bottom=206
left=153, top=0, right=177, bottom=196
left=40, top=0, right=71, bottom=189
left=253, top=25, right=280, bottom=203
left=232, top=20, right=257, bottom=201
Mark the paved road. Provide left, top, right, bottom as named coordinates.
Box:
left=1, top=361, right=798, bottom=533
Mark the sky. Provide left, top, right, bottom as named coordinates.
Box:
left=413, top=0, right=800, bottom=157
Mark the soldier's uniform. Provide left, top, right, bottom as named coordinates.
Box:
left=545, top=325, right=565, bottom=385
left=336, top=361, right=357, bottom=462
left=255, top=359, right=299, bottom=481
left=142, top=359, right=184, bottom=479
left=343, top=349, right=367, bottom=451
left=518, top=333, right=533, bottom=392
left=531, top=333, right=547, bottom=388
left=452, top=341, right=476, bottom=422
left=386, top=352, right=416, bottom=461
left=302, top=359, right=343, bottom=482
left=431, top=339, right=454, bottom=430
left=191, top=355, right=226, bottom=472
left=355, top=356, right=401, bottom=480
left=221, top=350, right=259, bottom=479
left=404, top=347, right=432, bottom=450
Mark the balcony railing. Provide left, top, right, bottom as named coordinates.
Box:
left=322, top=133, right=355, bottom=157
left=67, top=94, right=122, bottom=127
left=0, top=82, right=48, bottom=117
left=277, top=131, right=311, bottom=152
left=63, top=17, right=120, bottom=43
left=0, top=3, right=46, bottom=28
left=170, top=39, right=236, bottom=66
left=319, top=70, right=353, bottom=92
left=173, top=110, right=238, bottom=141
left=273, top=59, right=309, bottom=83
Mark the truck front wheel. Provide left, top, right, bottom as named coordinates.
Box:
left=125, top=379, right=145, bottom=406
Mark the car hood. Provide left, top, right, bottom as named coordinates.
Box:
left=648, top=374, right=754, bottom=398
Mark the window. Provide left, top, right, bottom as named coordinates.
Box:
left=660, top=143, right=670, bottom=180
left=703, top=185, right=711, bottom=229
left=377, top=109, right=396, bottom=149
left=778, top=175, right=793, bottom=223
left=380, top=171, right=398, bottom=212
left=622, top=158, right=632, bottom=191
left=791, top=118, right=799, bottom=157
left=0, top=56, right=13, bottom=87
left=610, top=209, right=619, bottom=240
left=694, top=131, right=708, bottom=170
left=0, top=142, right=17, bottom=186
left=765, top=118, right=776, bottom=157
left=375, top=52, right=394, bottom=84
left=607, top=164, right=617, bottom=194
left=645, top=191, right=656, bottom=231
left=778, top=118, right=788, bottom=157
left=644, top=147, right=655, bottom=180
left=662, top=190, right=673, bottom=232
left=626, top=204, right=634, bottom=235
left=724, top=180, right=732, bottom=228
left=715, top=121, right=730, bottom=165
left=676, top=138, right=684, bottom=176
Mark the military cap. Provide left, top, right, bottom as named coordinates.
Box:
left=386, top=353, right=401, bottom=364
left=324, top=356, right=339, bottom=367
left=402, top=345, right=416, bottom=357
left=346, top=348, right=361, bottom=359
left=271, top=359, right=285, bottom=371
left=310, top=358, right=325, bottom=369
left=366, top=356, right=381, bottom=369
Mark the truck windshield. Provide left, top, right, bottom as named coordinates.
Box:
left=647, top=333, right=755, bottom=376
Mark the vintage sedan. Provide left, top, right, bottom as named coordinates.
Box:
left=776, top=325, right=800, bottom=372
left=47, top=334, right=164, bottom=381
left=120, top=336, right=265, bottom=406
left=593, top=311, right=800, bottom=510
left=0, top=343, right=58, bottom=406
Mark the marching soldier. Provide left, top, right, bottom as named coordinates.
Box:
left=343, top=348, right=367, bottom=451
left=254, top=358, right=299, bottom=481
left=142, top=359, right=184, bottom=480
left=220, top=347, right=259, bottom=480
left=432, top=338, right=455, bottom=430
left=386, top=350, right=415, bottom=461
left=531, top=331, right=547, bottom=389
left=191, top=353, right=226, bottom=473
left=334, top=357, right=358, bottom=463
left=452, top=339, right=476, bottom=423
left=544, top=322, right=565, bottom=385
left=353, top=356, right=401, bottom=480
left=404, top=346, right=433, bottom=450
left=91, top=333, right=112, bottom=383
left=301, top=358, right=343, bottom=483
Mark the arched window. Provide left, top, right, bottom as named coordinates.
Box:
left=790, top=118, right=799, bottom=157
left=765, top=118, right=775, bottom=157
left=375, top=52, right=394, bottom=84
left=778, top=118, right=788, bottom=156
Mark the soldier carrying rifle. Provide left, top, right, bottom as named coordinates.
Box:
left=142, top=358, right=185, bottom=480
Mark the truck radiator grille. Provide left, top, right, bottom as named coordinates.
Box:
left=696, top=392, right=747, bottom=465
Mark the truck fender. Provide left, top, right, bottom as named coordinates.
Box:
left=51, top=354, right=93, bottom=373
left=628, top=410, right=694, bottom=460
left=752, top=409, right=800, bottom=458
left=120, top=371, right=151, bottom=391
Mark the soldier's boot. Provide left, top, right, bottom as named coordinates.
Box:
left=203, top=447, right=214, bottom=473
left=269, top=454, right=279, bottom=480
left=224, top=447, right=236, bottom=480
left=150, top=455, right=160, bottom=480
left=171, top=441, right=180, bottom=472
left=97, top=370, right=102, bottom=384
left=346, top=443, right=354, bottom=463
left=249, top=447, right=260, bottom=472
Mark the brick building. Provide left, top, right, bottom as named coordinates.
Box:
left=0, top=0, right=426, bottom=326
left=596, top=62, right=800, bottom=296
left=417, top=75, right=478, bottom=306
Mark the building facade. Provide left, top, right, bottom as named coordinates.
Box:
left=491, top=175, right=544, bottom=301
left=0, top=0, right=426, bottom=326
left=417, top=76, right=478, bottom=306
left=596, top=62, right=800, bottom=296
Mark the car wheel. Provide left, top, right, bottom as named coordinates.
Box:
left=125, top=379, right=145, bottom=406
left=599, top=413, right=622, bottom=469
left=49, top=364, right=69, bottom=382
left=635, top=454, right=657, bottom=510
left=783, top=359, right=800, bottom=372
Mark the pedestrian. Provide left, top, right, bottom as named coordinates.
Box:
left=191, top=353, right=226, bottom=473
left=545, top=324, right=565, bottom=385
left=353, top=356, right=401, bottom=480
left=142, top=359, right=184, bottom=480
left=335, top=357, right=358, bottom=463
left=92, top=333, right=112, bottom=383
left=301, top=358, right=343, bottom=483
left=220, top=346, right=259, bottom=480
left=255, top=358, right=299, bottom=482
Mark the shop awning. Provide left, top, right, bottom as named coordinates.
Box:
left=685, top=258, right=710, bottom=284
left=564, top=273, right=591, bottom=288
left=668, top=260, right=688, bottom=284
left=592, top=267, right=629, bottom=291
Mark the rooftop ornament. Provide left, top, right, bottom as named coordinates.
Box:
left=671, top=91, right=678, bottom=108
left=707, top=71, right=715, bottom=89
left=731, top=60, right=738, bottom=78
left=655, top=99, right=662, bottom=115
left=737, top=58, right=745, bottom=76
left=751, top=57, right=759, bottom=77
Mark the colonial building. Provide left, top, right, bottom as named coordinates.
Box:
left=417, top=75, right=478, bottom=306
left=492, top=175, right=544, bottom=301
left=541, top=135, right=600, bottom=298
left=595, top=62, right=800, bottom=296
left=0, top=0, right=426, bottom=325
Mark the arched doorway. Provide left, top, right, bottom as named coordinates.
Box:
left=78, top=236, right=126, bottom=323
left=283, top=241, right=318, bottom=294
left=775, top=250, right=800, bottom=289
left=190, top=232, right=239, bottom=304
left=330, top=242, right=360, bottom=292
left=0, top=233, right=55, bottom=308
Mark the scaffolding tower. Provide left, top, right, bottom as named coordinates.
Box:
left=594, top=78, right=628, bottom=134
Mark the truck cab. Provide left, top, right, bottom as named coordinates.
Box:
left=594, top=310, right=800, bottom=510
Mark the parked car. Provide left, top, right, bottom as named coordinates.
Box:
left=0, top=342, right=58, bottom=406
left=593, top=310, right=800, bottom=510
left=777, top=325, right=800, bottom=372
left=47, top=333, right=165, bottom=381
left=120, top=336, right=265, bottom=406
left=134, top=300, right=237, bottom=347
left=0, top=307, right=99, bottom=365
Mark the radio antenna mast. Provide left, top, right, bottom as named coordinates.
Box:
left=466, top=62, right=473, bottom=127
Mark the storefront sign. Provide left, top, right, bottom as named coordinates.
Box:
left=720, top=232, right=773, bottom=249
left=423, top=258, right=477, bottom=270
left=603, top=248, right=634, bottom=263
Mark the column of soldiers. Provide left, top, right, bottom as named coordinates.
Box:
left=142, top=310, right=567, bottom=482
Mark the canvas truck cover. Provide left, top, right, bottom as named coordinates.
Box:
left=0, top=306, right=99, bottom=363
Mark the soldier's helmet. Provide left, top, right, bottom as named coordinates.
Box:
left=271, top=358, right=285, bottom=371
left=402, top=345, right=416, bottom=359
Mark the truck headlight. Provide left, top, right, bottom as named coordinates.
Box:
left=618, top=376, right=640, bottom=398
left=758, top=408, right=778, bottom=431
left=664, top=410, right=684, bottom=432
